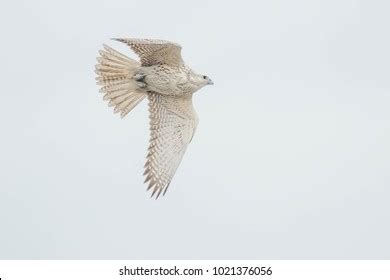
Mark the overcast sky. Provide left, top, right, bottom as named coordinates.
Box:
left=0, top=0, right=389, bottom=259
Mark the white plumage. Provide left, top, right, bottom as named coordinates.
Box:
left=95, top=38, right=213, bottom=198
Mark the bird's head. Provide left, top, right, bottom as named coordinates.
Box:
left=193, top=73, right=214, bottom=89
left=202, top=75, right=214, bottom=86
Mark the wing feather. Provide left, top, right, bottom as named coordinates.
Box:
left=144, top=92, right=198, bottom=198
left=112, top=38, right=184, bottom=66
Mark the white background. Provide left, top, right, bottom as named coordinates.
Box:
left=0, top=0, right=389, bottom=259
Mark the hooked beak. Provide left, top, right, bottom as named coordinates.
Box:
left=207, top=78, right=214, bottom=85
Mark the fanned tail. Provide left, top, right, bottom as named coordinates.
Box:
left=95, top=44, right=146, bottom=118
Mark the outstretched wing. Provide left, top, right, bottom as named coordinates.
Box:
left=112, top=38, right=184, bottom=66
left=144, top=92, right=198, bottom=198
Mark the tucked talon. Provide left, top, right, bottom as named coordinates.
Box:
left=136, top=81, right=147, bottom=88
left=132, top=73, right=147, bottom=88
left=134, top=73, right=146, bottom=81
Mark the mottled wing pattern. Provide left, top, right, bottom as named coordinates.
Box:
left=112, top=38, right=184, bottom=66
left=144, top=92, right=198, bottom=198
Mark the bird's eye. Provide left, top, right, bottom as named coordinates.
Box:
left=203, top=75, right=207, bottom=79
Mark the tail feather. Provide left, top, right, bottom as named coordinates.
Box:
left=95, top=44, right=146, bottom=118
left=96, top=57, right=130, bottom=70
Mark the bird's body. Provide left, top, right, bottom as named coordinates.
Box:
left=95, top=38, right=213, bottom=198
left=141, top=65, right=201, bottom=96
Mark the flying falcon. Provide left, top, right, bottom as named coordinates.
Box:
left=95, top=38, right=213, bottom=198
